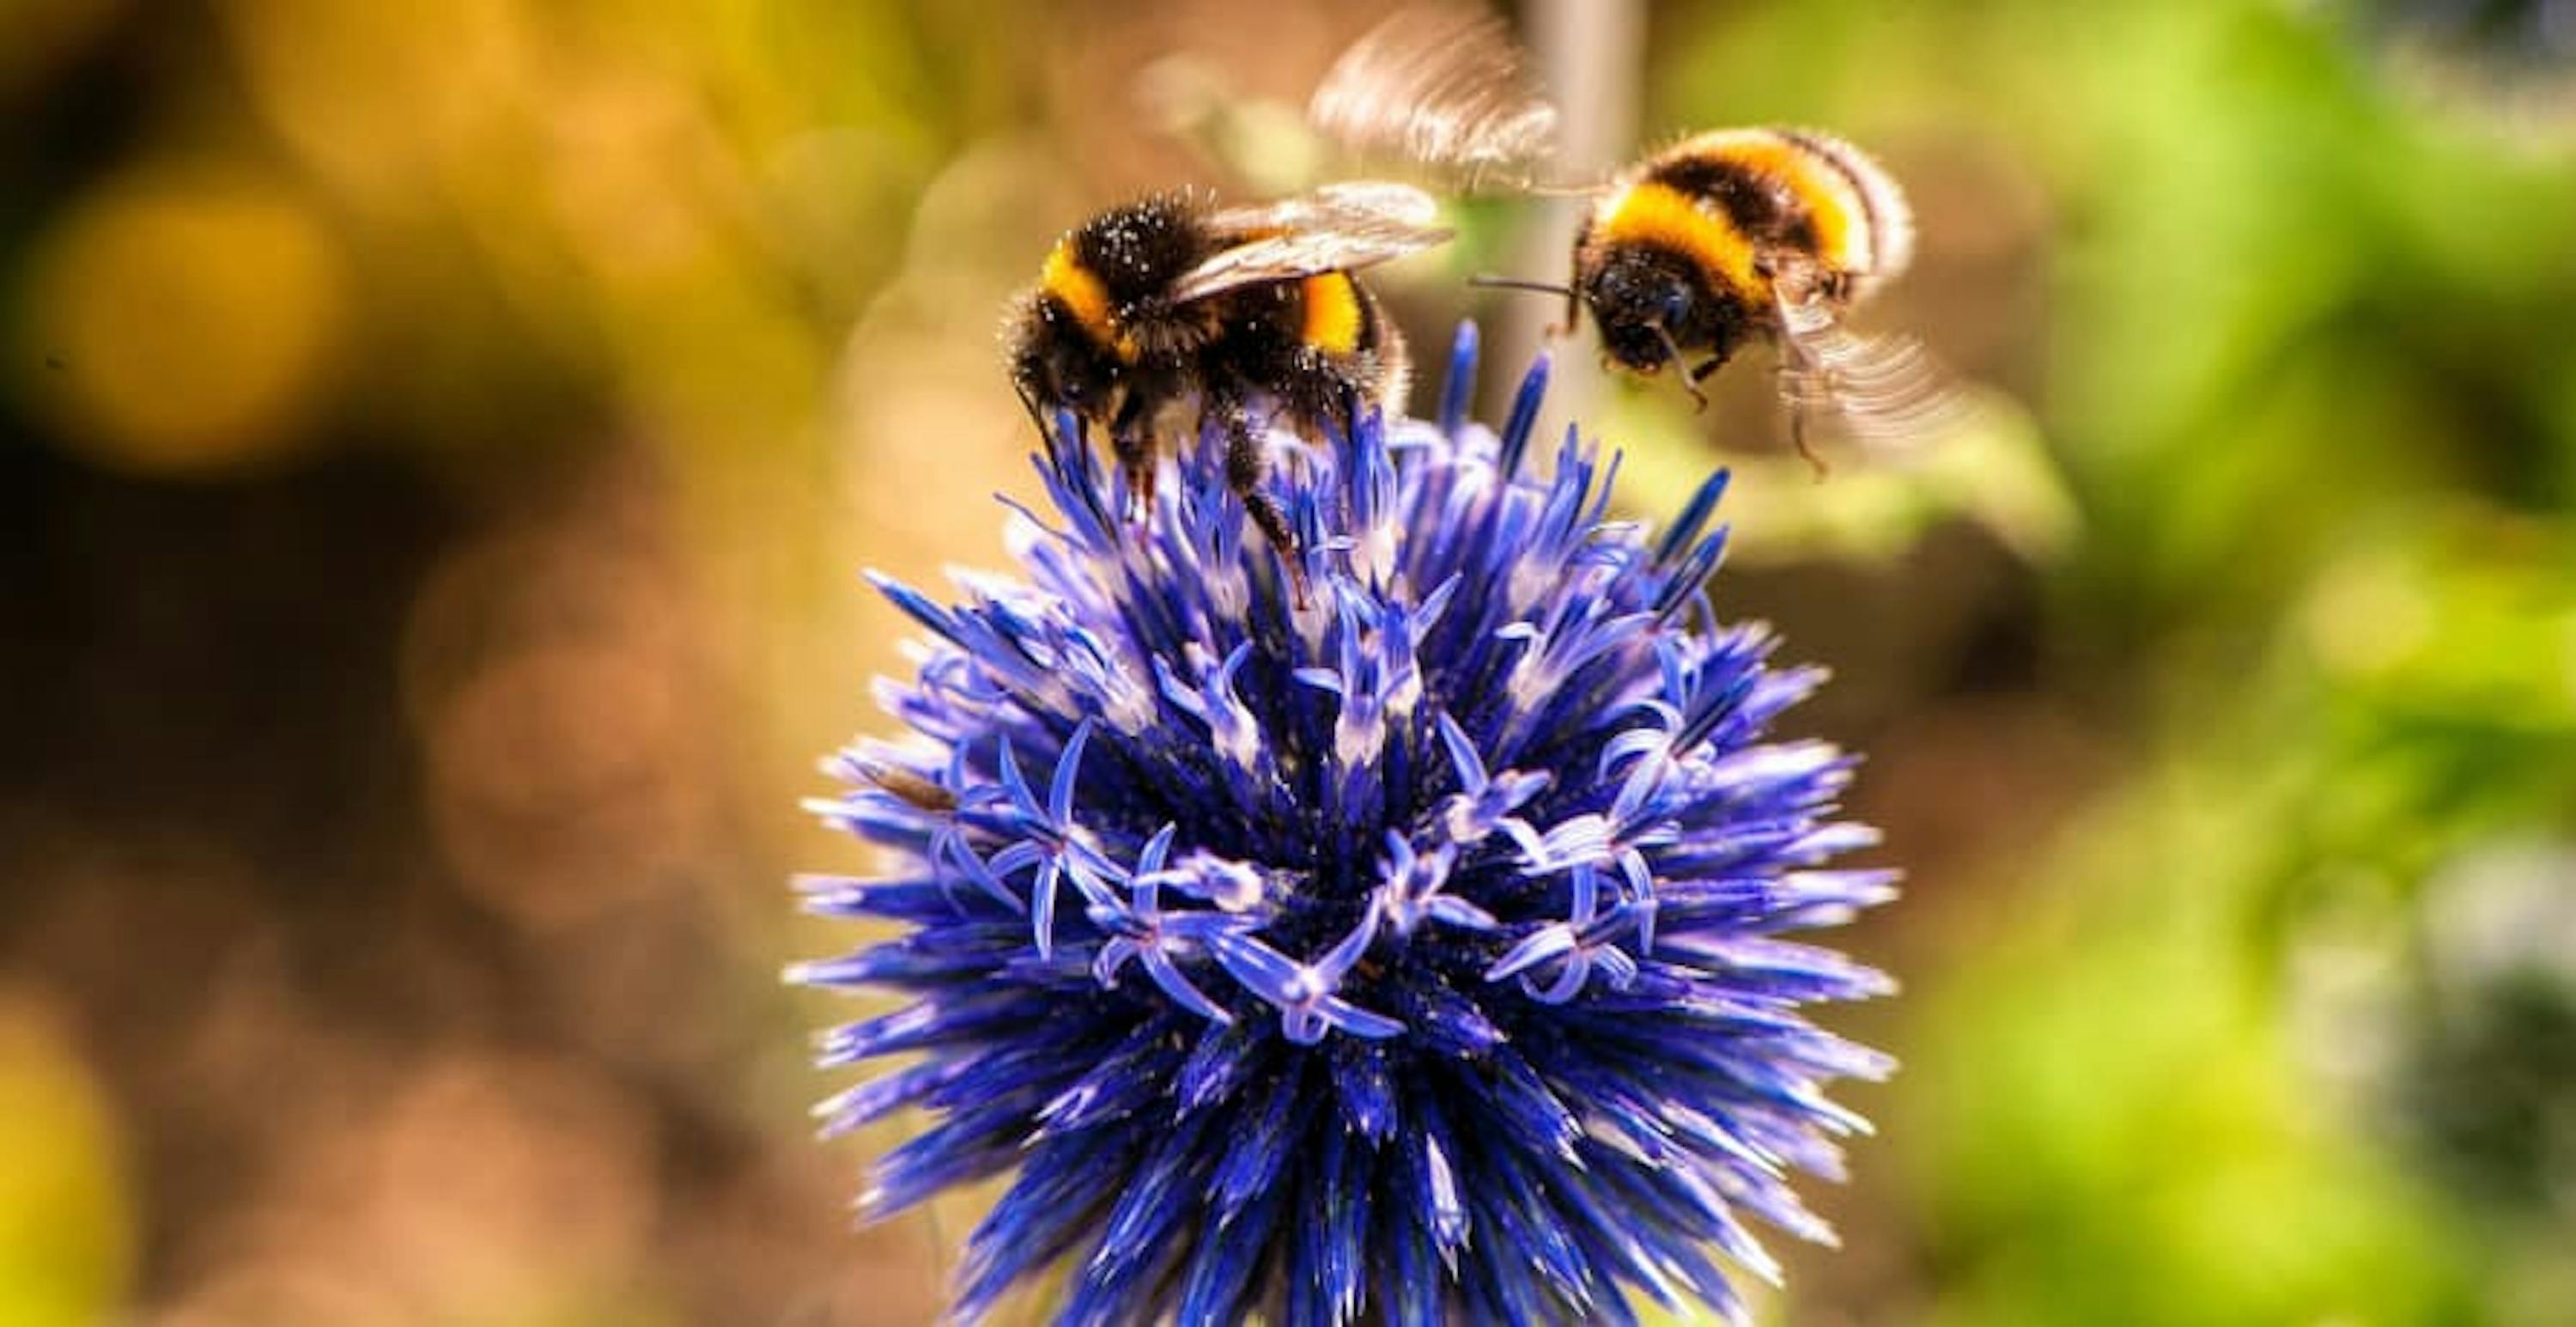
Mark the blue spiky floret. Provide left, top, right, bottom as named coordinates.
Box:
left=795, top=323, right=1898, bottom=1326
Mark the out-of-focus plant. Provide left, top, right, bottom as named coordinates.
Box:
left=1643, top=1, right=2576, bottom=1324
left=2380, top=843, right=2576, bottom=1230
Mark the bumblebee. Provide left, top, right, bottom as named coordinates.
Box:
left=1313, top=8, right=1958, bottom=465
left=1568, top=127, right=1950, bottom=466
left=1006, top=183, right=1445, bottom=603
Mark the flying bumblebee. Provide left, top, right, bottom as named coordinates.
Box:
left=1005, top=182, right=1447, bottom=606
left=1563, top=126, right=1957, bottom=468
left=1314, top=7, right=1962, bottom=467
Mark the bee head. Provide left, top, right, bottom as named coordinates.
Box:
left=1010, top=296, right=1130, bottom=429
left=1582, top=247, right=1743, bottom=376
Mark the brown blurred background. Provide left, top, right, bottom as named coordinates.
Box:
left=6, top=1, right=2575, bottom=1324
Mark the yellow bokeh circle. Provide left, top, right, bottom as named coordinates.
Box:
left=24, top=166, right=347, bottom=477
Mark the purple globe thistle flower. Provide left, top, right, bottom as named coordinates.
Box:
left=795, top=325, right=1897, bottom=1325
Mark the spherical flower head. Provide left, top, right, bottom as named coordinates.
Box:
left=795, top=324, right=1898, bottom=1326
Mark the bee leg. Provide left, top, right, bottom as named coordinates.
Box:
left=1788, top=400, right=1831, bottom=482
left=1774, top=354, right=1832, bottom=483
left=1109, top=428, right=1157, bottom=524
left=1652, top=323, right=1707, bottom=414
left=1222, top=411, right=1309, bottom=609
left=1013, top=381, right=1053, bottom=441
left=1335, top=380, right=1381, bottom=453
left=1105, top=390, right=1159, bottom=526
left=1767, top=277, right=1837, bottom=481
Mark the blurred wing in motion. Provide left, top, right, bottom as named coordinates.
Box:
left=1775, top=288, right=1974, bottom=453
left=1307, top=5, right=1559, bottom=186
left=1171, top=185, right=1454, bottom=303
left=1208, top=180, right=1445, bottom=234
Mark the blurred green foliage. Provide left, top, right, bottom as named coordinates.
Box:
left=1646, top=1, right=2576, bottom=1322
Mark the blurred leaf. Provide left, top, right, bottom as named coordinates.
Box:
left=1905, top=776, right=2482, bottom=1327
left=1604, top=382, right=2077, bottom=569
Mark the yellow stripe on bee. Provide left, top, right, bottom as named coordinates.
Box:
left=1679, top=129, right=1870, bottom=274
left=1301, top=273, right=1364, bottom=356
left=1040, top=240, right=1137, bottom=362
left=1594, top=180, right=1763, bottom=300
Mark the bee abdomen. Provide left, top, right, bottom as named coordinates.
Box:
left=1639, top=128, right=1913, bottom=300
left=1771, top=127, right=1914, bottom=291
left=1297, top=272, right=1366, bottom=356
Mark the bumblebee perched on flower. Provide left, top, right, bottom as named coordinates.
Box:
left=1315, top=6, right=1960, bottom=466
left=1005, top=183, right=1447, bottom=605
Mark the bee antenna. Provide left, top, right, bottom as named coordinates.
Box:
left=1469, top=274, right=1577, bottom=300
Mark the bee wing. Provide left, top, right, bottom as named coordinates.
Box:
left=1307, top=4, right=1559, bottom=187
left=1775, top=286, right=1973, bottom=451
left=1171, top=186, right=1453, bottom=304
left=1294, top=180, right=1445, bottom=229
